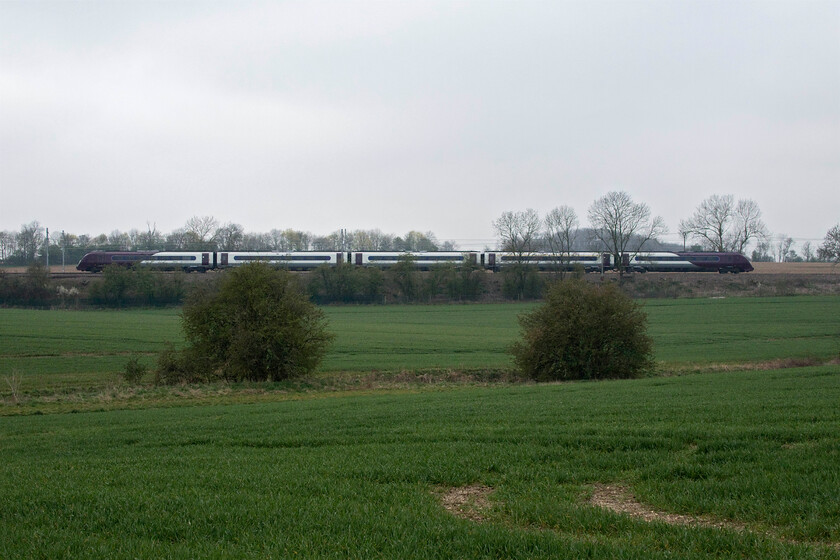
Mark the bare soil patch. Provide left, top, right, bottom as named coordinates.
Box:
left=438, top=484, right=493, bottom=521
left=589, top=483, right=746, bottom=531
left=589, top=484, right=840, bottom=550
left=752, top=262, right=838, bottom=275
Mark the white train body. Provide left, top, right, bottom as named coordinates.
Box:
left=218, top=252, right=345, bottom=270
left=351, top=252, right=478, bottom=269
left=79, top=250, right=754, bottom=273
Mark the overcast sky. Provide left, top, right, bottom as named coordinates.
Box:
left=1, top=0, right=838, bottom=249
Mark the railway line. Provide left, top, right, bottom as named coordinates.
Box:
left=1, top=261, right=837, bottom=279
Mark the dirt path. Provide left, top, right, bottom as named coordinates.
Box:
left=438, top=483, right=839, bottom=550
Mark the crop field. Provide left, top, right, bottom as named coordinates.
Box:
left=2, top=296, right=839, bottom=393
left=1, top=296, right=839, bottom=558
left=2, top=367, right=839, bottom=558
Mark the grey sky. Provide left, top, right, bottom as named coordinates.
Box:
left=1, top=0, right=838, bottom=249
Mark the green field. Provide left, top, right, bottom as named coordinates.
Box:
left=2, top=296, right=839, bottom=393
left=1, top=296, right=839, bottom=557
left=1, top=367, right=838, bottom=558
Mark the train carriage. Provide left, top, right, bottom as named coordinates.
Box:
left=484, top=252, right=607, bottom=272
left=75, top=251, right=157, bottom=272
left=352, top=252, right=478, bottom=269
left=218, top=252, right=347, bottom=270
left=140, top=252, right=211, bottom=272
left=630, top=252, right=754, bottom=273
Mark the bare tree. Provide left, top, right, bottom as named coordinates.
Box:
left=492, top=209, right=542, bottom=299
left=311, top=232, right=341, bottom=251
left=241, top=232, right=271, bottom=251
left=733, top=198, right=767, bottom=254
left=165, top=229, right=190, bottom=250
left=135, top=222, right=163, bottom=250
left=394, top=231, right=439, bottom=252
left=680, top=195, right=767, bottom=253
left=361, top=229, right=395, bottom=251
left=284, top=229, right=311, bottom=251
left=0, top=231, right=17, bottom=261
left=493, top=209, right=541, bottom=259
left=588, top=191, right=666, bottom=274
left=16, top=221, right=44, bottom=263
left=183, top=216, right=219, bottom=244
left=817, top=224, right=840, bottom=264
left=774, top=234, right=795, bottom=262
left=801, top=241, right=815, bottom=262
left=751, top=239, right=773, bottom=262
left=215, top=223, right=245, bottom=250
left=544, top=205, right=578, bottom=276
left=108, top=230, right=131, bottom=250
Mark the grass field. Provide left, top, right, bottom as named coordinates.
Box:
left=1, top=367, right=838, bottom=559
left=2, top=296, right=839, bottom=394
left=1, top=297, right=839, bottom=557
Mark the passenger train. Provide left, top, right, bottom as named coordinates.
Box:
left=76, top=250, right=754, bottom=274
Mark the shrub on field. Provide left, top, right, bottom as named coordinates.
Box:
left=157, top=263, right=334, bottom=383
left=121, top=355, right=148, bottom=384
left=511, top=278, right=654, bottom=381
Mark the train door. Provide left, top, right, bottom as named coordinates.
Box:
left=355, top=253, right=363, bottom=266
left=220, top=252, right=228, bottom=266
left=488, top=252, right=496, bottom=270
left=202, top=253, right=210, bottom=268
left=336, top=252, right=344, bottom=264
left=601, top=253, right=610, bottom=271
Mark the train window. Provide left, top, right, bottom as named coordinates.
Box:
left=149, top=255, right=196, bottom=261
left=499, top=255, right=597, bottom=263
left=635, top=256, right=684, bottom=262
left=419, top=255, right=464, bottom=261
left=367, top=255, right=464, bottom=262
left=232, top=255, right=331, bottom=262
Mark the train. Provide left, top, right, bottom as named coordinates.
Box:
left=76, top=250, right=754, bottom=274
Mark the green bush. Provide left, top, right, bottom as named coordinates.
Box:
left=0, top=263, right=52, bottom=307
left=308, top=263, right=384, bottom=304
left=511, top=278, right=654, bottom=381
left=88, top=265, right=185, bottom=307
left=121, top=355, right=148, bottom=384
left=501, top=263, right=543, bottom=300
left=157, top=263, right=333, bottom=383
left=387, top=255, right=419, bottom=301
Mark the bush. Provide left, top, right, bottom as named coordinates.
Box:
left=88, top=265, right=185, bottom=307
left=387, top=255, right=419, bottom=301
left=0, top=263, right=52, bottom=307
left=501, top=263, right=543, bottom=300
left=121, top=355, right=148, bottom=384
left=511, top=278, right=654, bottom=381
left=308, top=263, right=384, bottom=304
left=157, top=263, right=333, bottom=384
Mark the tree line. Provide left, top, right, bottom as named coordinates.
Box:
left=1, top=192, right=838, bottom=266
left=493, top=192, right=838, bottom=267
left=0, top=220, right=451, bottom=267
